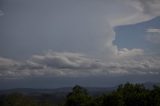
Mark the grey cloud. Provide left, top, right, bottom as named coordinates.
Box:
left=137, top=0, right=160, bottom=15
left=0, top=0, right=116, bottom=59
left=30, top=51, right=104, bottom=69
left=0, top=52, right=105, bottom=79
left=0, top=56, right=47, bottom=79
left=0, top=51, right=160, bottom=79
left=114, top=56, right=160, bottom=74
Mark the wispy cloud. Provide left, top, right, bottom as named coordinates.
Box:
left=146, top=28, right=160, bottom=44
left=147, top=28, right=160, bottom=33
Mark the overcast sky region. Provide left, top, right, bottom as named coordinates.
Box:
left=0, top=0, right=160, bottom=89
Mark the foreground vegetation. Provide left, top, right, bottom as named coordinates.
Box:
left=0, top=83, right=160, bottom=106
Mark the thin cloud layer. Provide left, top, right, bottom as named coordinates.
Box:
left=146, top=28, right=160, bottom=44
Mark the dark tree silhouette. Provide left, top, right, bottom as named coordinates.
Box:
left=65, top=85, right=93, bottom=106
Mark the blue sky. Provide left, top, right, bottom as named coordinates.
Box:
left=0, top=0, right=160, bottom=89
left=115, top=16, right=160, bottom=52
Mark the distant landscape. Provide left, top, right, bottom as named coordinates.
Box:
left=0, top=82, right=160, bottom=106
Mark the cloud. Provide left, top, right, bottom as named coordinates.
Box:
left=0, top=51, right=160, bottom=79
left=147, top=28, right=160, bottom=33
left=111, top=56, right=160, bottom=75
left=109, top=0, right=160, bottom=26
left=0, top=52, right=105, bottom=79
left=0, top=57, right=44, bottom=79
left=2, top=0, right=159, bottom=59
left=117, top=48, right=144, bottom=58
left=1, top=0, right=160, bottom=79
left=146, top=28, right=160, bottom=44
left=29, top=51, right=104, bottom=69
left=137, top=0, right=160, bottom=16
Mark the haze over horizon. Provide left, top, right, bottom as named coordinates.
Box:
left=0, top=0, right=160, bottom=89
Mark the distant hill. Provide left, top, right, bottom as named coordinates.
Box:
left=0, top=87, right=114, bottom=96
left=0, top=86, right=115, bottom=103
left=0, top=82, right=159, bottom=104
left=0, top=82, right=159, bottom=96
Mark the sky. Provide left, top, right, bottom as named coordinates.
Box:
left=0, top=0, right=160, bottom=89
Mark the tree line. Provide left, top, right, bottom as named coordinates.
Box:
left=0, top=83, right=160, bottom=106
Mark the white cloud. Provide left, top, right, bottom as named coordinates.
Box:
left=147, top=28, right=160, bottom=33
left=95, top=0, right=160, bottom=60
left=117, top=48, right=144, bottom=58
left=108, top=0, right=160, bottom=26
left=102, top=0, right=160, bottom=63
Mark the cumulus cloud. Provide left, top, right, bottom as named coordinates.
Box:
left=146, top=28, right=160, bottom=44
left=0, top=51, right=160, bottom=79
left=117, top=48, right=144, bottom=58
left=91, top=0, right=160, bottom=59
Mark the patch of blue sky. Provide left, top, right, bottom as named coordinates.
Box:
left=114, top=16, right=160, bottom=53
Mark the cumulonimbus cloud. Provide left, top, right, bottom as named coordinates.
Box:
left=1, top=0, right=160, bottom=79
left=1, top=0, right=160, bottom=60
